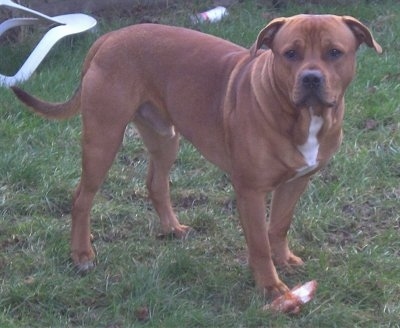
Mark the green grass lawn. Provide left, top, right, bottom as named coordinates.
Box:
left=1, top=1, right=399, bottom=327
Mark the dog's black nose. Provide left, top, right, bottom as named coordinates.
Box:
left=300, top=70, right=323, bottom=89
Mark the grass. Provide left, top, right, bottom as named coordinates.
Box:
left=1, top=0, right=399, bottom=326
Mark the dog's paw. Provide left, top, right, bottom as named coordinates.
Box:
left=157, top=224, right=193, bottom=240
left=262, top=280, right=291, bottom=299
left=75, top=260, right=96, bottom=275
left=287, top=253, right=304, bottom=266
left=273, top=252, right=304, bottom=270
left=71, top=247, right=97, bottom=275
left=172, top=224, right=193, bottom=239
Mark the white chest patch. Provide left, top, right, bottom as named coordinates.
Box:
left=293, top=114, right=324, bottom=178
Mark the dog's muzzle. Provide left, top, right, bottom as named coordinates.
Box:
left=294, top=69, right=335, bottom=108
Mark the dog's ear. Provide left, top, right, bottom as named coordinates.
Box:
left=250, top=17, right=286, bottom=57
left=342, top=16, right=382, bottom=53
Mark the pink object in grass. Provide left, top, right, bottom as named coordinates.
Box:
left=264, top=280, right=318, bottom=314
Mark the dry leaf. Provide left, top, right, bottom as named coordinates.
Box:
left=135, top=306, right=150, bottom=321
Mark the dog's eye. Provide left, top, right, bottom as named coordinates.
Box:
left=284, top=50, right=298, bottom=60
left=328, top=48, right=343, bottom=59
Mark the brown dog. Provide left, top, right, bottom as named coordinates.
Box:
left=12, top=14, right=381, bottom=296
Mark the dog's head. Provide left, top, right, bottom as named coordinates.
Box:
left=251, top=14, right=382, bottom=110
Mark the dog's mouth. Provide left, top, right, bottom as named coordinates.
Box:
left=293, top=92, right=337, bottom=109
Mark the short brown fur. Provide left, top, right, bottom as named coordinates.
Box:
left=12, top=15, right=381, bottom=296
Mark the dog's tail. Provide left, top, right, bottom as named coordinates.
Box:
left=10, top=31, right=112, bottom=120
left=11, top=85, right=81, bottom=120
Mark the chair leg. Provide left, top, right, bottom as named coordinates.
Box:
left=0, top=0, right=96, bottom=86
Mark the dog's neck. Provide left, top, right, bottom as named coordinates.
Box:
left=297, top=107, right=323, bottom=167
left=285, top=107, right=323, bottom=180
left=289, top=103, right=344, bottom=180
left=292, top=102, right=342, bottom=143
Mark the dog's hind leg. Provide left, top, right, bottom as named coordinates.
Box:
left=134, top=112, right=191, bottom=238
left=71, top=103, right=129, bottom=272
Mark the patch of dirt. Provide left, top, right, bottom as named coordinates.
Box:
left=0, top=234, right=24, bottom=249
left=327, top=198, right=399, bottom=248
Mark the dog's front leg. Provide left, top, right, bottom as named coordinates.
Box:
left=268, top=176, right=310, bottom=268
left=235, top=187, right=289, bottom=296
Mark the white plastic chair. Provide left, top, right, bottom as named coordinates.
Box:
left=0, top=0, right=97, bottom=86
